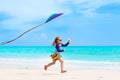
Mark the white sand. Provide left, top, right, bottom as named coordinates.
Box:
left=0, top=67, right=120, bottom=80
left=0, top=58, right=120, bottom=80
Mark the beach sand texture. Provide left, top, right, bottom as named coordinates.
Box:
left=0, top=67, right=120, bottom=80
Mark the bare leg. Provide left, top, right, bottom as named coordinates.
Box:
left=44, top=60, right=57, bottom=70
left=58, top=58, right=66, bottom=73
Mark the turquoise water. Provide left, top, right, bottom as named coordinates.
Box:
left=0, top=46, right=120, bottom=62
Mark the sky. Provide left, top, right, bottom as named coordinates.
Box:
left=0, top=0, right=120, bottom=46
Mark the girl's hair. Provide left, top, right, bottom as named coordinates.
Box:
left=52, top=36, right=60, bottom=46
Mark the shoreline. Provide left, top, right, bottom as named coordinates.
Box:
left=0, top=58, right=120, bottom=70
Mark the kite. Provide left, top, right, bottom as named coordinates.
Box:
left=0, top=13, right=63, bottom=46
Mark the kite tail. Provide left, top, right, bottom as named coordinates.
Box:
left=0, top=24, right=43, bottom=46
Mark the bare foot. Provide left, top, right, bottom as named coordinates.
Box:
left=44, top=65, right=47, bottom=70
left=61, top=70, right=67, bottom=73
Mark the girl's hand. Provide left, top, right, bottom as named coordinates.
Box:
left=68, top=39, right=71, bottom=43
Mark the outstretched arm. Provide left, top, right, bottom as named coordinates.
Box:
left=62, top=42, right=69, bottom=47
left=62, top=39, right=71, bottom=47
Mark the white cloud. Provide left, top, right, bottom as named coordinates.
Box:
left=0, top=0, right=62, bottom=18
left=1, top=0, right=120, bottom=30
left=0, top=0, right=69, bottom=30
left=56, top=0, right=120, bottom=16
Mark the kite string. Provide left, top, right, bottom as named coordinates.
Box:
left=0, top=24, right=44, bottom=46
left=12, top=24, right=43, bottom=41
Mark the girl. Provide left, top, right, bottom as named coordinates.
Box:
left=44, top=36, right=70, bottom=73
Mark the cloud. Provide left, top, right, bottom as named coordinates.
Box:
left=0, top=12, right=13, bottom=21
left=95, top=3, right=120, bottom=15
left=1, top=0, right=120, bottom=31
left=0, top=0, right=67, bottom=30
left=56, top=0, right=120, bottom=16
left=0, top=0, right=63, bottom=18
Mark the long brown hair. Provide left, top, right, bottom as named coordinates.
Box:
left=52, top=36, right=60, bottom=46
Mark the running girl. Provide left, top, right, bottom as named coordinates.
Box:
left=44, top=36, right=70, bottom=73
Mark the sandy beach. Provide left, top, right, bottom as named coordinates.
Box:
left=0, top=58, right=120, bottom=80
left=0, top=66, right=120, bottom=80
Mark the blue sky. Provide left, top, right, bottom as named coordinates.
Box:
left=0, top=0, right=120, bottom=46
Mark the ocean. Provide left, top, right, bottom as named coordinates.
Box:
left=0, top=46, right=120, bottom=62
left=0, top=46, right=120, bottom=69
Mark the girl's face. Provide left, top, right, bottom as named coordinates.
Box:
left=57, top=37, right=62, bottom=43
